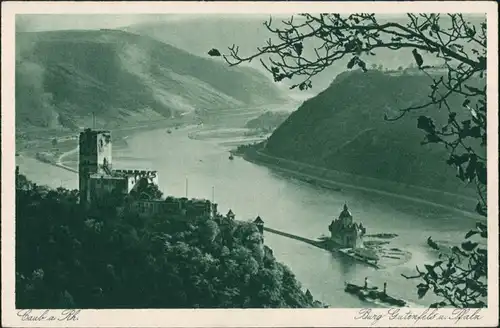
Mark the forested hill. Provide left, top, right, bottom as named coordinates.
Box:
left=123, top=17, right=445, bottom=97
left=264, top=69, right=482, bottom=196
left=15, top=29, right=288, bottom=130
left=16, top=172, right=321, bottom=308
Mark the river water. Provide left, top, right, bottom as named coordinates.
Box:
left=16, top=125, right=483, bottom=308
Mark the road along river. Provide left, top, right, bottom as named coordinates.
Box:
left=16, top=125, right=484, bottom=308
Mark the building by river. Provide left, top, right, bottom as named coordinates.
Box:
left=328, top=203, right=366, bottom=248
left=79, top=128, right=159, bottom=207
left=78, top=128, right=216, bottom=218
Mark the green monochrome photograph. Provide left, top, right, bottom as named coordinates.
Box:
left=1, top=1, right=498, bottom=327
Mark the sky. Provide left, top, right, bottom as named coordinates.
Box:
left=16, top=13, right=484, bottom=33
left=15, top=14, right=277, bottom=32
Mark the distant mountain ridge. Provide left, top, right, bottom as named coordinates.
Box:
left=15, top=29, right=288, bottom=130
left=264, top=69, right=481, bottom=196
left=122, top=16, right=448, bottom=97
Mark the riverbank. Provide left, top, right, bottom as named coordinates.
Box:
left=236, top=146, right=481, bottom=219
left=17, top=117, right=195, bottom=171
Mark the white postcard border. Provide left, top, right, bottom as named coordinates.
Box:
left=2, top=1, right=498, bottom=327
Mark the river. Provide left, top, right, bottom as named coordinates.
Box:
left=16, top=124, right=484, bottom=308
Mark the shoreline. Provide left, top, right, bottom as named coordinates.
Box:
left=19, top=118, right=196, bottom=171
left=237, top=147, right=482, bottom=220
left=20, top=122, right=482, bottom=220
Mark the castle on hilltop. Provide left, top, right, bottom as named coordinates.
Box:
left=78, top=128, right=216, bottom=219
left=328, top=203, right=366, bottom=248
left=78, top=128, right=159, bottom=207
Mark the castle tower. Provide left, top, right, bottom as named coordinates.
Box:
left=79, top=128, right=112, bottom=205
left=339, top=203, right=353, bottom=227
left=254, top=216, right=264, bottom=234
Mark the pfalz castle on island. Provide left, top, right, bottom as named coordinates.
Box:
left=78, top=128, right=217, bottom=220
left=329, top=203, right=366, bottom=248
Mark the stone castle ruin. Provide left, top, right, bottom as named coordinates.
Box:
left=78, top=128, right=216, bottom=219
left=78, top=128, right=159, bottom=207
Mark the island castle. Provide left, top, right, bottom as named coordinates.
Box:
left=328, top=203, right=366, bottom=248
left=78, top=128, right=217, bottom=219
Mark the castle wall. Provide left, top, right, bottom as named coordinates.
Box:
left=78, top=128, right=170, bottom=211
left=112, top=169, right=159, bottom=192
left=330, top=219, right=363, bottom=248
left=133, top=200, right=183, bottom=219
left=79, top=131, right=97, bottom=205
left=96, top=132, right=112, bottom=172
left=88, top=174, right=128, bottom=205
left=131, top=198, right=215, bottom=219
left=79, top=129, right=113, bottom=205
left=342, top=216, right=353, bottom=226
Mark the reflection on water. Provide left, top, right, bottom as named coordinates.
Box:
left=16, top=127, right=482, bottom=308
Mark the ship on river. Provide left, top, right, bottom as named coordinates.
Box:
left=345, top=278, right=407, bottom=307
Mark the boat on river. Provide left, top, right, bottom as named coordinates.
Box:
left=345, top=278, right=407, bottom=307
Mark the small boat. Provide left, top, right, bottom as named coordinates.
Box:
left=167, top=129, right=172, bottom=134
left=345, top=279, right=407, bottom=307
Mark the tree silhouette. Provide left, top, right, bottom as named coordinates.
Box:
left=16, top=171, right=323, bottom=308
left=211, top=13, right=488, bottom=308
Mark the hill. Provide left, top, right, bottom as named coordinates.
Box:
left=16, top=172, right=322, bottom=308
left=264, top=69, right=482, bottom=196
left=245, top=110, right=291, bottom=132
left=15, top=29, right=288, bottom=130
left=123, top=16, right=448, bottom=97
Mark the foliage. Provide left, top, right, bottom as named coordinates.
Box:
left=215, top=13, right=486, bottom=214
left=210, top=13, right=488, bottom=307
left=16, top=172, right=320, bottom=308
left=402, top=224, right=487, bottom=308
left=133, top=177, right=164, bottom=200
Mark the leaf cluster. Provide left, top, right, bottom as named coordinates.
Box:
left=403, top=223, right=487, bottom=308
